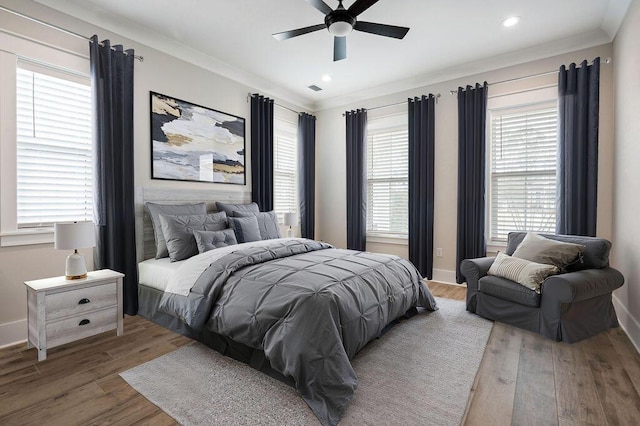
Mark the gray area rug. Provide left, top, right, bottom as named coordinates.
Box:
left=120, top=297, right=492, bottom=425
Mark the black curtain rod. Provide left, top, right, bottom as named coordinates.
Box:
left=0, top=5, right=144, bottom=62
left=341, top=93, right=441, bottom=117
left=448, top=58, right=611, bottom=94
left=247, top=93, right=304, bottom=116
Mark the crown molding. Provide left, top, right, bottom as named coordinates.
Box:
left=601, top=0, right=633, bottom=39
left=30, top=0, right=626, bottom=113
left=311, top=29, right=611, bottom=111
left=31, top=0, right=314, bottom=111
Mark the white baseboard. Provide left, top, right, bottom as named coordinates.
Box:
left=613, top=295, right=640, bottom=354
left=0, top=318, right=27, bottom=349
left=429, top=269, right=459, bottom=285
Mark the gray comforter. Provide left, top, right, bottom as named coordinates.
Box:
left=159, top=238, right=437, bottom=425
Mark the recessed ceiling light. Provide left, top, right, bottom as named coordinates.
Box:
left=321, top=74, right=332, bottom=82
left=502, top=16, right=520, bottom=27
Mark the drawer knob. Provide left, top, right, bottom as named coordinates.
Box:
left=79, top=319, right=91, bottom=326
left=78, top=298, right=90, bottom=305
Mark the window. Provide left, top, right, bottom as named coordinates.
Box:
left=366, top=113, right=408, bottom=237
left=273, top=115, right=298, bottom=222
left=16, top=65, right=93, bottom=227
left=487, top=88, right=558, bottom=244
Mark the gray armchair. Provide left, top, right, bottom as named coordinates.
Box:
left=460, top=232, right=624, bottom=343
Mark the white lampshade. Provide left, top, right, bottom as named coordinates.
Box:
left=54, top=221, right=95, bottom=280
left=54, top=221, right=96, bottom=250
left=283, top=213, right=298, bottom=227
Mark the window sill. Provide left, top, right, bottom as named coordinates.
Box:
left=0, top=228, right=54, bottom=247
left=487, top=242, right=507, bottom=254
left=367, top=234, right=408, bottom=246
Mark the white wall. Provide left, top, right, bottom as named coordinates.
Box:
left=316, top=43, right=615, bottom=285
left=612, top=0, right=640, bottom=351
left=0, top=0, right=304, bottom=347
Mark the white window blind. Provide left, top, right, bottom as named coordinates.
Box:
left=489, top=102, right=558, bottom=242
left=366, top=116, right=408, bottom=236
left=274, top=118, right=298, bottom=222
left=16, top=66, right=93, bottom=227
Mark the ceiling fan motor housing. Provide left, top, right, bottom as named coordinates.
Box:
left=325, top=9, right=356, bottom=36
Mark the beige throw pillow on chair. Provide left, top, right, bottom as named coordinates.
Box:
left=488, top=252, right=559, bottom=293
left=512, top=232, right=585, bottom=270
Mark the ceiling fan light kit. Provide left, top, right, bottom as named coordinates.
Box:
left=326, top=5, right=356, bottom=36
left=273, top=0, right=410, bottom=61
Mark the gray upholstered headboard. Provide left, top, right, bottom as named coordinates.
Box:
left=135, top=187, right=251, bottom=261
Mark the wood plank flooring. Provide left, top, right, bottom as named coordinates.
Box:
left=0, top=281, right=637, bottom=425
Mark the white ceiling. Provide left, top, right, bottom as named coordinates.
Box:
left=34, top=0, right=630, bottom=110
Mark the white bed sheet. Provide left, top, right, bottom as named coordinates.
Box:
left=165, top=238, right=303, bottom=296
left=138, top=257, right=184, bottom=292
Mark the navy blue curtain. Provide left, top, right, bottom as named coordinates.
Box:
left=345, top=109, right=367, bottom=251
left=408, top=95, right=436, bottom=279
left=298, top=113, right=316, bottom=239
left=90, top=35, right=137, bottom=315
left=456, top=83, right=488, bottom=283
left=557, top=58, right=600, bottom=236
left=251, top=94, right=274, bottom=211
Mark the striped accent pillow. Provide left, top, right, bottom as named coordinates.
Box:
left=488, top=252, right=559, bottom=293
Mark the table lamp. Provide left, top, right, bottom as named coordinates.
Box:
left=54, top=221, right=96, bottom=279
left=283, top=212, right=298, bottom=238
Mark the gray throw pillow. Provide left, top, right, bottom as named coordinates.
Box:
left=512, top=232, right=585, bottom=270
left=159, top=212, right=228, bottom=261
left=193, top=229, right=238, bottom=253
left=146, top=202, right=207, bottom=259
left=234, top=210, right=281, bottom=240
left=215, top=201, right=259, bottom=218
left=228, top=216, right=262, bottom=243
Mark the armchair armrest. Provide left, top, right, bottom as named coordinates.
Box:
left=460, top=257, right=495, bottom=289
left=542, top=267, right=624, bottom=304
left=460, top=257, right=495, bottom=313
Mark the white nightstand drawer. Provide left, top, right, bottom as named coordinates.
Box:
left=46, top=282, right=117, bottom=321
left=46, top=306, right=118, bottom=349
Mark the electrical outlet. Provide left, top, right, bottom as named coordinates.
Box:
left=436, top=248, right=443, bottom=257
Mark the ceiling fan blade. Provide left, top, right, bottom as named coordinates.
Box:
left=272, top=24, right=326, bottom=41
left=348, top=0, right=380, bottom=17
left=353, top=21, right=410, bottom=39
left=334, top=36, right=346, bottom=61
left=305, top=0, right=334, bottom=15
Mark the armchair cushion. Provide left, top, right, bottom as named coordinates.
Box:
left=479, top=275, right=541, bottom=307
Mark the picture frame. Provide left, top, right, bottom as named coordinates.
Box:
left=150, top=91, right=246, bottom=184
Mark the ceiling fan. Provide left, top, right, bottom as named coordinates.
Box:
left=272, top=0, right=410, bottom=61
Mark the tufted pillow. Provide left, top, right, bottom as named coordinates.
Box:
left=146, top=202, right=206, bottom=259
left=512, top=232, right=585, bottom=271
left=215, top=201, right=259, bottom=218
left=159, top=212, right=228, bottom=261
left=233, top=210, right=281, bottom=240
left=193, top=229, right=238, bottom=253
left=488, top=252, right=559, bottom=293
left=228, top=216, right=262, bottom=243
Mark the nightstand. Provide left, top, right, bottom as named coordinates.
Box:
left=25, top=269, right=124, bottom=361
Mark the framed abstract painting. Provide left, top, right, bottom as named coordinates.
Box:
left=150, top=91, right=246, bottom=184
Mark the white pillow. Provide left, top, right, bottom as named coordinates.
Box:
left=488, top=252, right=559, bottom=293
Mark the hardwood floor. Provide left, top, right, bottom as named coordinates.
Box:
left=426, top=281, right=640, bottom=426
left=0, top=282, right=638, bottom=425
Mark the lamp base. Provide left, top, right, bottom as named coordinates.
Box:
left=65, top=250, right=87, bottom=280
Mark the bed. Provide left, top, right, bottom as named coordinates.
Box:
left=134, top=189, right=437, bottom=426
